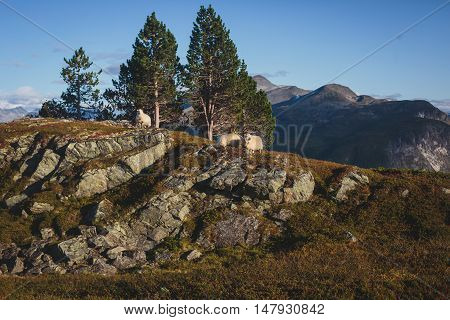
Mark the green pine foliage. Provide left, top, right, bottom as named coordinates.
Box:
left=235, top=62, right=275, bottom=146
left=183, top=5, right=241, bottom=140
left=60, top=47, right=101, bottom=119
left=112, top=12, right=181, bottom=127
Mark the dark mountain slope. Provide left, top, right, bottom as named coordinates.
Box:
left=254, top=75, right=449, bottom=172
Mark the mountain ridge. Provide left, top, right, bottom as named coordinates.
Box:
left=253, top=75, right=449, bottom=172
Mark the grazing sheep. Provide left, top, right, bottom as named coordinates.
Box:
left=216, top=133, right=242, bottom=148
left=244, top=134, right=263, bottom=152
left=135, top=109, right=152, bottom=128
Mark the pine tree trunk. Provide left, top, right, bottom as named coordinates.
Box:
left=77, top=87, right=81, bottom=120
left=207, top=120, right=214, bottom=141
left=154, top=82, right=160, bottom=128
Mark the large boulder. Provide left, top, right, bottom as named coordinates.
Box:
left=245, top=168, right=286, bottom=198
left=283, top=171, right=315, bottom=203
left=56, top=236, right=90, bottom=263
left=137, top=191, right=191, bottom=245
left=75, top=165, right=133, bottom=198
left=212, top=213, right=261, bottom=248
left=29, top=149, right=60, bottom=182
left=85, top=199, right=114, bottom=224
left=210, top=162, right=246, bottom=191
left=29, top=202, right=55, bottom=214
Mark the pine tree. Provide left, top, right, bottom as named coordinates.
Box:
left=235, top=62, right=275, bottom=146
left=127, top=12, right=179, bottom=128
left=60, top=47, right=101, bottom=119
left=102, top=63, right=133, bottom=120
left=184, top=5, right=241, bottom=140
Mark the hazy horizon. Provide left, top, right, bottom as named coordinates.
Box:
left=1, top=0, right=449, bottom=112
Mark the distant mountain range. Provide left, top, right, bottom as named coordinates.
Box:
left=0, top=107, right=36, bottom=123
left=254, top=75, right=449, bottom=172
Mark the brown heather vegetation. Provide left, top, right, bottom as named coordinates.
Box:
left=0, top=120, right=448, bottom=299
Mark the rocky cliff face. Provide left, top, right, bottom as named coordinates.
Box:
left=0, top=118, right=325, bottom=275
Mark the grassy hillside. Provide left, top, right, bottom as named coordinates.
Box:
left=0, top=119, right=448, bottom=299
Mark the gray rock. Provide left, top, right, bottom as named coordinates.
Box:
left=210, top=162, right=246, bottom=191
left=30, top=202, right=54, bottom=214
left=185, top=249, right=202, bottom=261
left=8, top=257, right=24, bottom=274
left=213, top=213, right=260, bottom=247
left=78, top=225, right=97, bottom=238
left=29, top=149, right=60, bottom=182
left=122, top=141, right=169, bottom=175
left=40, top=227, right=56, bottom=240
left=4, top=194, right=28, bottom=208
left=86, top=199, right=114, bottom=224
left=401, top=189, right=410, bottom=198
left=153, top=250, right=172, bottom=263
left=283, top=171, right=315, bottom=203
left=271, top=208, right=294, bottom=222
left=163, top=176, right=194, bottom=192
left=137, top=191, right=191, bottom=244
left=75, top=166, right=133, bottom=198
left=106, top=246, right=126, bottom=260
left=56, top=236, right=90, bottom=263
left=245, top=168, right=287, bottom=198
left=335, top=171, right=369, bottom=202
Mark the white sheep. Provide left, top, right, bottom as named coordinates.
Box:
left=216, top=133, right=242, bottom=148
left=244, top=134, right=263, bottom=152
left=135, top=109, right=152, bottom=128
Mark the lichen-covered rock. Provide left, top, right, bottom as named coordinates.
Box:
left=8, top=257, right=24, bottom=274
left=122, top=141, right=169, bottom=175
left=29, top=149, right=60, bottom=182
left=163, top=175, right=194, bottom=192
left=271, top=208, right=294, bottom=222
left=75, top=166, right=133, bottom=198
left=185, top=249, right=202, bottom=261
left=56, top=236, right=90, bottom=263
left=78, top=225, right=97, bottom=238
left=335, top=171, right=369, bottom=202
left=30, top=202, right=54, bottom=214
left=213, top=213, right=260, bottom=248
left=85, top=199, right=114, bottom=224
left=4, top=194, right=28, bottom=208
left=40, top=227, right=56, bottom=240
left=283, top=171, right=315, bottom=203
left=245, top=168, right=287, bottom=198
left=210, top=162, right=246, bottom=191
left=137, top=191, right=191, bottom=244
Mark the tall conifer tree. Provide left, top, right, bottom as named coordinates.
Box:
left=127, top=12, right=179, bottom=127
left=60, top=47, right=101, bottom=119
left=184, top=5, right=240, bottom=140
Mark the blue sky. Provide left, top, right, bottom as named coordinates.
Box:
left=0, top=0, right=449, bottom=111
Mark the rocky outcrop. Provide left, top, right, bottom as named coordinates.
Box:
left=245, top=168, right=286, bottom=198
left=210, top=161, right=246, bottom=191
left=283, top=171, right=315, bottom=203
left=213, top=213, right=261, bottom=248
left=335, top=171, right=369, bottom=202
left=0, top=119, right=352, bottom=276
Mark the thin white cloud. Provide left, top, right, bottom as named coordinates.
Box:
left=370, top=93, right=403, bottom=100
left=429, top=98, right=450, bottom=113
left=0, top=86, right=49, bottom=111
left=258, top=70, right=289, bottom=78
